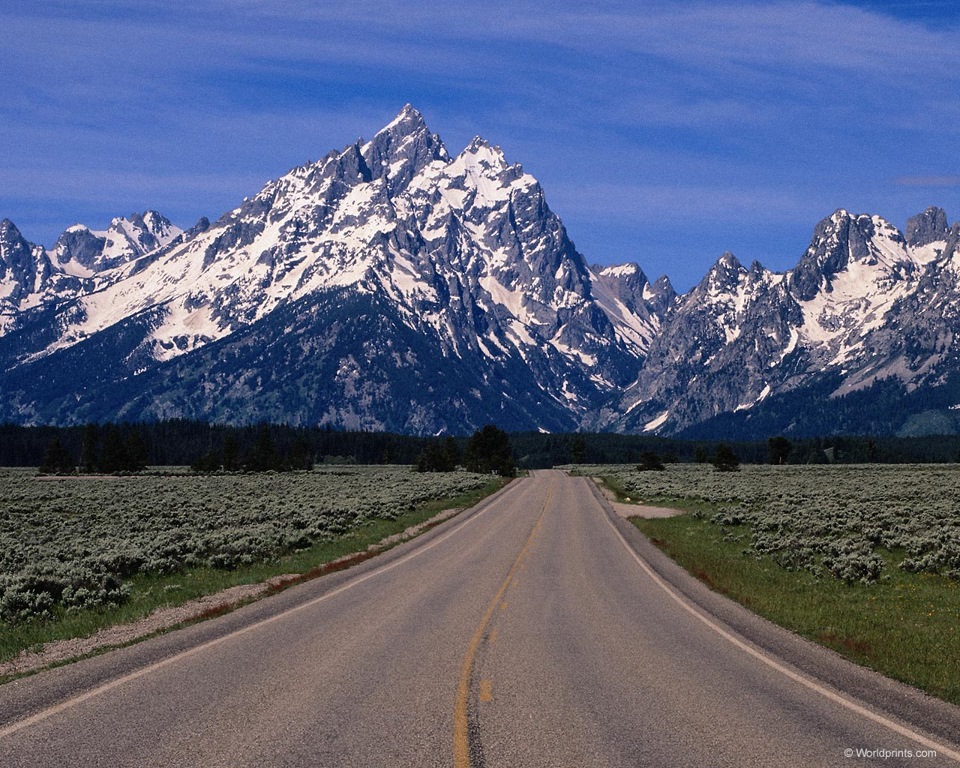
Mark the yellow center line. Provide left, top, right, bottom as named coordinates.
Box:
left=453, top=481, right=554, bottom=768
left=479, top=680, right=493, bottom=703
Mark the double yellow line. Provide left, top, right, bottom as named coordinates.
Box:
left=453, top=482, right=553, bottom=767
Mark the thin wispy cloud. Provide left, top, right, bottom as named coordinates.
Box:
left=895, top=176, right=960, bottom=188
left=1, top=0, right=958, bottom=287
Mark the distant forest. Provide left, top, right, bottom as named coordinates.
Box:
left=4, top=420, right=960, bottom=470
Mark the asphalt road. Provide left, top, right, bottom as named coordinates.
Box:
left=1, top=470, right=959, bottom=767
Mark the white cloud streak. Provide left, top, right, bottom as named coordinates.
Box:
left=1, top=0, right=958, bottom=270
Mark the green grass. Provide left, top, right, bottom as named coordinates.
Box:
left=632, top=512, right=960, bottom=706
left=0, top=477, right=508, bottom=673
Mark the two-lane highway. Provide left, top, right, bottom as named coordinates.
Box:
left=1, top=471, right=958, bottom=766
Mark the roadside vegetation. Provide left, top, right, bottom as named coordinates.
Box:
left=584, top=463, right=960, bottom=705
left=0, top=466, right=506, bottom=666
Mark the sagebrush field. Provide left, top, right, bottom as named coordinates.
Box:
left=585, top=463, right=960, bottom=583
left=0, top=466, right=491, bottom=625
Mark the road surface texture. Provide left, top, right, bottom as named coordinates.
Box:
left=1, top=470, right=958, bottom=767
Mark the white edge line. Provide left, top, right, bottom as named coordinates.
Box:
left=600, top=500, right=960, bottom=764
left=0, top=479, right=522, bottom=741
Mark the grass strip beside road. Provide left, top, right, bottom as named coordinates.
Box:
left=630, top=512, right=960, bottom=706
left=0, top=477, right=508, bottom=675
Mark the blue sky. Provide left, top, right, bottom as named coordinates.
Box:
left=2, top=1, right=959, bottom=290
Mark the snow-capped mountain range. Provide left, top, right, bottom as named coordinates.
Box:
left=2, top=106, right=959, bottom=437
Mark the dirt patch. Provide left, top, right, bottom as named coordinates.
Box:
left=592, top=478, right=683, bottom=519
left=817, top=631, right=872, bottom=657
left=0, top=506, right=465, bottom=679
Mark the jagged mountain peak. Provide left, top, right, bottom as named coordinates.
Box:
left=0, top=218, right=24, bottom=240
left=790, top=209, right=910, bottom=302
left=906, top=206, right=950, bottom=248
left=381, top=103, right=427, bottom=133
left=52, top=211, right=183, bottom=274
left=423, top=136, right=531, bottom=218
left=697, top=251, right=746, bottom=293
left=456, top=136, right=515, bottom=179
left=0, top=219, right=37, bottom=270
left=717, top=250, right=741, bottom=266
left=462, top=135, right=504, bottom=158
left=1, top=220, right=34, bottom=285
left=360, top=105, right=449, bottom=194
left=650, top=274, right=676, bottom=302
left=596, top=263, right=675, bottom=306
left=0, top=220, right=55, bottom=316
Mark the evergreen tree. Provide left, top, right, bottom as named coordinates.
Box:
left=416, top=437, right=461, bottom=473
left=80, top=423, right=99, bottom=473
left=712, top=443, right=741, bottom=472
left=222, top=434, right=240, bottom=472
left=767, top=436, right=793, bottom=465
left=383, top=438, right=396, bottom=464
left=416, top=443, right=449, bottom=472
left=124, top=427, right=148, bottom=472
left=39, top=438, right=74, bottom=474
left=464, top=425, right=516, bottom=476
left=442, top=436, right=460, bottom=469
left=99, top=425, right=127, bottom=473
left=290, top=435, right=314, bottom=470
left=191, top=449, right=221, bottom=473
left=569, top=434, right=587, bottom=464
left=637, top=451, right=665, bottom=471
left=248, top=425, right=281, bottom=472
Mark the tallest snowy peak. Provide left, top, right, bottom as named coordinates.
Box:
left=362, top=106, right=449, bottom=193
left=380, top=103, right=428, bottom=134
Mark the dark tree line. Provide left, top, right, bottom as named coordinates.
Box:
left=8, top=420, right=960, bottom=473
left=5, top=421, right=444, bottom=472
left=463, top=425, right=516, bottom=476
left=416, top=437, right=461, bottom=473
left=40, top=423, right=147, bottom=474
left=190, top=426, right=316, bottom=473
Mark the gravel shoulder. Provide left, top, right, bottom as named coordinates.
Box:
left=592, top=476, right=683, bottom=518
